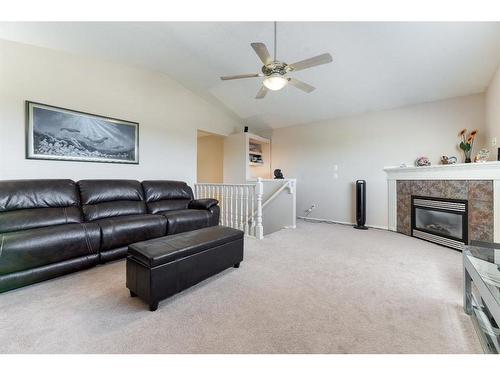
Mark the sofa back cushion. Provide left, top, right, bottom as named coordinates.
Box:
left=0, top=179, right=82, bottom=233
left=78, top=180, right=146, bottom=221
left=142, top=180, right=194, bottom=214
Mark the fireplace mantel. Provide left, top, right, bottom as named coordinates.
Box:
left=384, top=161, right=500, bottom=243
left=384, top=161, right=500, bottom=180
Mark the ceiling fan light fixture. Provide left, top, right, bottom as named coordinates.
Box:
left=263, top=74, right=288, bottom=91
left=219, top=22, right=332, bottom=98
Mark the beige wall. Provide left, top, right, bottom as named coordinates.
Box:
left=271, top=94, right=486, bottom=228
left=197, top=134, right=224, bottom=183
left=486, top=62, right=500, bottom=159
left=0, top=39, right=240, bottom=184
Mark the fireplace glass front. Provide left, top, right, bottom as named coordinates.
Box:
left=411, top=196, right=468, bottom=250
left=414, top=207, right=463, bottom=240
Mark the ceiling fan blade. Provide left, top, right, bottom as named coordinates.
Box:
left=288, top=53, right=333, bottom=72
left=251, top=43, right=272, bottom=65
left=220, top=73, right=262, bottom=81
left=288, top=78, right=316, bottom=93
left=255, top=85, right=268, bottom=99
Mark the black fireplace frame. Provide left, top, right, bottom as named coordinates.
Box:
left=411, top=195, right=468, bottom=250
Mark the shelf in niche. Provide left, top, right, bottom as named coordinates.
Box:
left=249, top=161, right=264, bottom=166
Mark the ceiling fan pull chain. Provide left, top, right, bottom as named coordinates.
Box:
left=274, top=21, right=277, bottom=61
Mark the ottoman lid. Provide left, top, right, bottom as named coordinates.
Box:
left=128, top=226, right=244, bottom=267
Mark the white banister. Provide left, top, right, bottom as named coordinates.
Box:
left=290, top=179, right=297, bottom=229
left=239, top=185, right=244, bottom=231
left=224, top=185, right=229, bottom=227
left=244, top=185, right=250, bottom=234
left=255, top=178, right=264, bottom=240
left=230, top=186, right=236, bottom=229
left=260, top=179, right=292, bottom=210
left=250, top=185, right=256, bottom=236
left=194, top=179, right=293, bottom=240
left=195, top=182, right=260, bottom=238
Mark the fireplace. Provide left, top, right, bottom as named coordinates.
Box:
left=411, top=196, right=468, bottom=250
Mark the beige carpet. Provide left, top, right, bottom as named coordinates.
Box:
left=0, top=221, right=482, bottom=353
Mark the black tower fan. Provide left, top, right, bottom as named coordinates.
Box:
left=354, top=180, right=368, bottom=230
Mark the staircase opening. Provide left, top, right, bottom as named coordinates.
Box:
left=197, top=130, right=225, bottom=183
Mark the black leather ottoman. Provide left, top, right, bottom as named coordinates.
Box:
left=126, top=226, right=244, bottom=311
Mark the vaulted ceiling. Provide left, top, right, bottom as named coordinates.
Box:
left=2, top=22, right=500, bottom=131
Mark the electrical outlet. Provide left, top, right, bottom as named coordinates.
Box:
left=492, top=137, right=497, bottom=147
left=304, top=204, right=316, bottom=217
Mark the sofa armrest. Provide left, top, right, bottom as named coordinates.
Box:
left=189, top=198, right=218, bottom=210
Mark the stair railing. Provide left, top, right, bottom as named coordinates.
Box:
left=194, top=179, right=264, bottom=239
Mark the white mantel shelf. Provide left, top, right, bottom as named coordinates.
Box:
left=384, top=161, right=500, bottom=180
left=383, top=161, right=500, bottom=242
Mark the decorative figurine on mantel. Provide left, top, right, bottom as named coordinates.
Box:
left=440, top=155, right=457, bottom=165
left=474, top=148, right=490, bottom=163
left=458, top=128, right=477, bottom=163
left=415, top=156, right=431, bottom=167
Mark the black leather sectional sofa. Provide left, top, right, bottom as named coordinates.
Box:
left=0, top=179, right=219, bottom=293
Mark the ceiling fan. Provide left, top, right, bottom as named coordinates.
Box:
left=220, top=22, right=333, bottom=99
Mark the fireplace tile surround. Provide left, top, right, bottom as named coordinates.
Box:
left=385, top=162, right=500, bottom=246
left=396, top=180, right=493, bottom=242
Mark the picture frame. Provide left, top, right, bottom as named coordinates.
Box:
left=26, top=101, right=139, bottom=164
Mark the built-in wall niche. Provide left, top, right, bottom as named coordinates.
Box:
left=247, top=135, right=270, bottom=180
left=249, top=142, right=263, bottom=165
left=249, top=139, right=266, bottom=166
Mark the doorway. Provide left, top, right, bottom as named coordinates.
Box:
left=197, top=130, right=225, bottom=183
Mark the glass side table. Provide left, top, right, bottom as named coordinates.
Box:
left=463, top=241, right=500, bottom=354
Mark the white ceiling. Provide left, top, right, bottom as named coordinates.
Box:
left=2, top=22, right=500, bottom=131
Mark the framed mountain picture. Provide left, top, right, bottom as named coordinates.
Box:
left=26, top=101, right=139, bottom=164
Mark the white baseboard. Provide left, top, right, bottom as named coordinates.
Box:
left=296, top=216, right=388, bottom=231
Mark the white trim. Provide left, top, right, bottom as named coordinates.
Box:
left=247, top=132, right=271, bottom=144
left=290, top=179, right=296, bottom=229
left=384, top=161, right=500, bottom=180
left=297, top=216, right=388, bottom=230
left=195, top=183, right=255, bottom=186
left=494, top=180, right=500, bottom=243
left=387, top=179, right=397, bottom=232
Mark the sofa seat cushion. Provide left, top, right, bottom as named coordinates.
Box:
left=95, top=214, right=167, bottom=251
left=159, top=209, right=212, bottom=235
left=128, top=226, right=244, bottom=267
left=0, top=223, right=100, bottom=275
left=0, top=254, right=99, bottom=293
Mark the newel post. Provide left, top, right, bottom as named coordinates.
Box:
left=255, top=178, right=264, bottom=239
left=289, top=180, right=297, bottom=229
